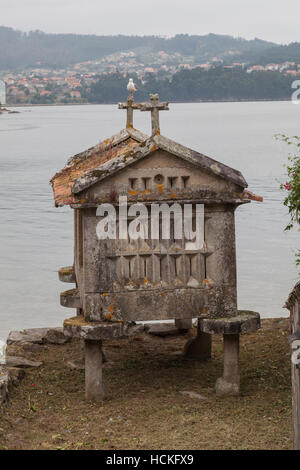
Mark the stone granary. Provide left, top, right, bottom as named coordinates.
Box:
left=51, top=89, right=261, bottom=401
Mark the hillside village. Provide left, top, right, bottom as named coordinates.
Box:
left=1, top=48, right=299, bottom=105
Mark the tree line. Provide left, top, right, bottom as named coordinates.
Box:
left=84, top=68, right=293, bottom=103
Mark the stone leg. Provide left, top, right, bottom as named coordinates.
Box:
left=84, top=339, right=105, bottom=401
left=183, top=321, right=211, bottom=360
left=81, top=338, right=106, bottom=364
left=175, top=318, right=193, bottom=331
left=215, top=334, right=240, bottom=396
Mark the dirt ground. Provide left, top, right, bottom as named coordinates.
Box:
left=0, top=318, right=293, bottom=450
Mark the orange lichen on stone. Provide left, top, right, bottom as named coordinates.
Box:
left=128, top=189, right=139, bottom=196
left=156, top=184, right=164, bottom=194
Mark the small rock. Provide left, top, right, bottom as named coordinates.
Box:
left=7, top=329, right=48, bottom=345
left=6, top=367, right=25, bottom=386
left=0, top=370, right=9, bottom=405
left=4, top=356, right=42, bottom=368
left=179, top=391, right=207, bottom=400
left=67, top=360, right=85, bottom=370
left=45, top=328, right=70, bottom=345
left=0, top=365, right=27, bottom=406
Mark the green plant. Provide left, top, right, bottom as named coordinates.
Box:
left=277, top=134, right=300, bottom=266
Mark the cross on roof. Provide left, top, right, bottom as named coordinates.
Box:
left=140, top=94, right=169, bottom=135
left=118, top=96, right=143, bottom=129
left=118, top=91, right=169, bottom=134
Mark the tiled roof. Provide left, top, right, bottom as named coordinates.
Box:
left=50, top=128, right=148, bottom=207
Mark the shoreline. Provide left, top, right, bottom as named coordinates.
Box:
left=4, top=98, right=292, bottom=108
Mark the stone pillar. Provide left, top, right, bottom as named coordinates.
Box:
left=175, top=318, right=193, bottom=331
left=183, top=321, right=211, bottom=360
left=84, top=339, right=105, bottom=401
left=215, top=334, right=240, bottom=396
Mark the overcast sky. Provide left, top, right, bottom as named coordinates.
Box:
left=1, top=0, right=299, bottom=44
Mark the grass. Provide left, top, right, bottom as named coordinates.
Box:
left=0, top=318, right=292, bottom=450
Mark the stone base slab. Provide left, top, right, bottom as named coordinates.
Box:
left=199, top=310, right=260, bottom=335
left=63, top=316, right=145, bottom=341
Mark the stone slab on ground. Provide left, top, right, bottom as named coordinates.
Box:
left=7, top=327, right=70, bottom=346
left=6, top=343, right=44, bottom=357
left=147, top=324, right=181, bottom=337
left=199, top=311, right=260, bottom=335
left=4, top=356, right=42, bottom=368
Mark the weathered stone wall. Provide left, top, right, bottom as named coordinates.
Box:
left=79, top=202, right=237, bottom=322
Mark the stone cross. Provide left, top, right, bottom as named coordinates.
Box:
left=140, top=94, right=169, bottom=135
left=118, top=96, right=142, bottom=129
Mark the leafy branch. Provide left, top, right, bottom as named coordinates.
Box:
left=276, top=134, right=300, bottom=265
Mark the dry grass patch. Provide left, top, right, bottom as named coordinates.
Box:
left=0, top=318, right=292, bottom=450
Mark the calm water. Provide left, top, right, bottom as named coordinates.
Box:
left=0, top=102, right=299, bottom=343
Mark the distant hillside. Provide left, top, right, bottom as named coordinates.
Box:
left=236, top=42, right=300, bottom=65
left=0, top=26, right=277, bottom=71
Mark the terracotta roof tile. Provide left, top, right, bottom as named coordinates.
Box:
left=50, top=129, right=145, bottom=207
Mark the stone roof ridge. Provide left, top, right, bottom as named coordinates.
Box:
left=72, top=133, right=248, bottom=195
left=153, top=134, right=248, bottom=189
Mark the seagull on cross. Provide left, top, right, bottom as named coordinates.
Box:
left=127, top=78, right=138, bottom=95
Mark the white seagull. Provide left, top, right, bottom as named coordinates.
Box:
left=127, top=78, right=138, bottom=94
